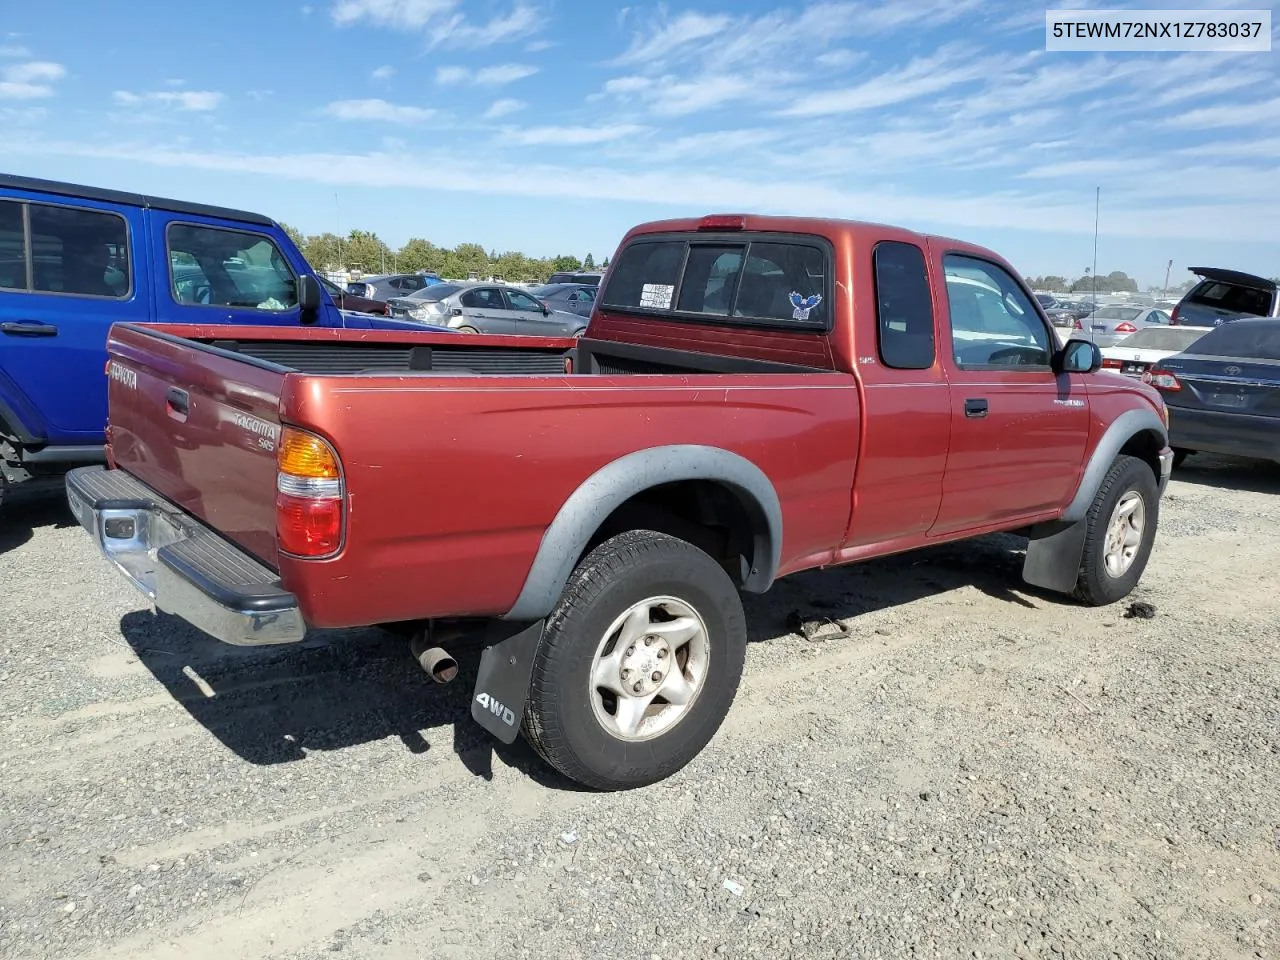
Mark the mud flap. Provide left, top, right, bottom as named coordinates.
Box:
left=1021, top=519, right=1088, bottom=595
left=470, top=619, right=545, bottom=744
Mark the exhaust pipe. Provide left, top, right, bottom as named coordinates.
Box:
left=410, top=631, right=459, bottom=684
left=417, top=645, right=458, bottom=684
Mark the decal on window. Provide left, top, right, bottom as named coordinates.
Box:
left=640, top=283, right=674, bottom=309
left=789, top=292, right=822, bottom=321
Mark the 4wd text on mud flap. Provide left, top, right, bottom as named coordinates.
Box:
left=475, top=693, right=516, bottom=727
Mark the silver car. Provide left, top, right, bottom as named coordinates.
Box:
left=385, top=281, right=589, bottom=336
left=1079, top=305, right=1172, bottom=347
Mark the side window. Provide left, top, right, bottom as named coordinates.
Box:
left=873, top=241, right=935, bottom=370
left=944, top=255, right=1051, bottom=368
left=167, top=224, right=298, bottom=311
left=461, top=287, right=504, bottom=309
left=506, top=289, right=542, bottom=312
left=28, top=204, right=131, bottom=298
left=599, top=240, right=685, bottom=311
left=0, top=200, right=25, bottom=290
left=732, top=242, right=826, bottom=326
left=677, top=245, right=745, bottom=316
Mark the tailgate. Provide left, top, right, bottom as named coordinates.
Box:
left=105, top=324, right=287, bottom=570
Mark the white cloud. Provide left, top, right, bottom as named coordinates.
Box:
left=371, top=64, right=395, bottom=81
left=483, top=98, right=524, bottom=119
left=1165, top=95, right=1280, bottom=129
left=783, top=45, right=1012, bottom=117
left=0, top=60, right=65, bottom=99
left=437, top=63, right=537, bottom=86
left=814, top=49, right=864, bottom=69
left=112, top=89, right=223, bottom=111
left=611, top=11, right=731, bottom=65
left=507, top=124, right=648, bottom=145
left=13, top=136, right=1279, bottom=245
left=330, top=0, right=540, bottom=48
left=0, top=45, right=31, bottom=58
left=324, top=98, right=434, bottom=122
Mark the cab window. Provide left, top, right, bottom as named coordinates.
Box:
left=167, top=223, right=298, bottom=311
left=944, top=255, right=1051, bottom=368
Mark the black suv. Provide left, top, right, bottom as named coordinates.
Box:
left=1171, top=267, right=1278, bottom=327
left=546, top=270, right=604, bottom=286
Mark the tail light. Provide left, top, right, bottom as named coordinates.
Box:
left=563, top=355, right=573, bottom=374
left=276, top=426, right=345, bottom=558
left=1102, top=357, right=1122, bottom=369
left=1073, top=319, right=1083, bottom=330
left=1169, top=305, right=1181, bottom=325
left=1114, top=322, right=1138, bottom=333
left=697, top=214, right=746, bottom=231
left=1142, top=368, right=1181, bottom=391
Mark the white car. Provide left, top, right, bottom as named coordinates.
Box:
left=1099, top=325, right=1212, bottom=378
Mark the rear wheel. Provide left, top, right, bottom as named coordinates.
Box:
left=521, top=530, right=747, bottom=791
left=1073, top=454, right=1159, bottom=606
left=457, top=325, right=480, bottom=334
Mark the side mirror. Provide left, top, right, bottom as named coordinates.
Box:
left=297, top=274, right=322, bottom=321
left=540, top=300, right=550, bottom=315
left=1057, top=338, right=1102, bottom=374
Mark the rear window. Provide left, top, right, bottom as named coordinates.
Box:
left=1186, top=320, right=1280, bottom=361
left=1123, top=327, right=1207, bottom=351
left=1187, top=280, right=1274, bottom=317
left=600, top=235, right=829, bottom=329
left=406, top=282, right=462, bottom=301
left=1094, top=307, right=1142, bottom=321
left=0, top=200, right=132, bottom=298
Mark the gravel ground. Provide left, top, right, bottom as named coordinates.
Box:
left=1, top=454, right=1277, bottom=960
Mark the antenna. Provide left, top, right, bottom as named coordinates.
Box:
left=1091, top=186, right=1100, bottom=341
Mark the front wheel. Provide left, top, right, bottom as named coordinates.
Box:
left=521, top=530, right=747, bottom=791
left=1073, top=454, right=1159, bottom=606
left=456, top=325, right=480, bottom=334
left=1172, top=448, right=1191, bottom=469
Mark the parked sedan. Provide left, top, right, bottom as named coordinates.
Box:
left=385, top=281, right=589, bottom=336
left=527, top=282, right=596, bottom=318
left=346, top=273, right=442, bottom=303
left=1100, top=325, right=1211, bottom=379
left=1076, top=305, right=1172, bottom=347
left=1145, top=317, right=1280, bottom=467
left=320, top=275, right=387, bottom=315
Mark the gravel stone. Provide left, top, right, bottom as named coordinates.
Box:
left=1, top=456, right=1278, bottom=960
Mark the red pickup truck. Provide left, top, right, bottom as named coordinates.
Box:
left=66, top=213, right=1173, bottom=791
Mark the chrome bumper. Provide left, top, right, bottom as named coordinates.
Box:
left=1158, top=446, right=1174, bottom=496
left=65, top=466, right=306, bottom=646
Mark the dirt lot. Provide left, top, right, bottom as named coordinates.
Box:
left=1, top=455, right=1277, bottom=960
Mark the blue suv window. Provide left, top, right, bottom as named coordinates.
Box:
left=167, top=223, right=298, bottom=311
left=0, top=200, right=131, bottom=298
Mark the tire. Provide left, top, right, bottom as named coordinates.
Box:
left=1072, top=454, right=1159, bottom=606
left=457, top=325, right=480, bottom=334
left=521, top=529, right=747, bottom=791
left=1172, top=448, right=1191, bottom=469
left=571, top=328, right=586, bottom=338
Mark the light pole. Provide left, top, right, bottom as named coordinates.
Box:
left=1164, top=259, right=1173, bottom=296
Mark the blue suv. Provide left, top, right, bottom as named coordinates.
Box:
left=0, top=174, right=439, bottom=508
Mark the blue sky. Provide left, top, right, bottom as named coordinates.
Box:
left=1, top=0, right=1277, bottom=287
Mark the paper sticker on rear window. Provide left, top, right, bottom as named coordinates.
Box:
left=640, top=283, right=674, bottom=309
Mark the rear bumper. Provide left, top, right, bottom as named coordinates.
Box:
left=65, top=465, right=306, bottom=646
left=1167, top=407, right=1280, bottom=461
left=1158, top=446, right=1174, bottom=495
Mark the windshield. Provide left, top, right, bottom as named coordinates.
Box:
left=1189, top=321, right=1280, bottom=361
left=1094, top=307, right=1142, bottom=321
left=1123, top=328, right=1207, bottom=350
left=529, top=284, right=567, bottom=297
left=404, top=282, right=462, bottom=301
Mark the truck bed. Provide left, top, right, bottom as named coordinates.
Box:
left=101, top=322, right=855, bottom=628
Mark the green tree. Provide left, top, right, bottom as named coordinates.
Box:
left=397, top=238, right=445, bottom=274
left=303, top=232, right=344, bottom=271
left=583, top=252, right=595, bottom=270
left=552, top=254, right=582, bottom=272
left=280, top=222, right=305, bottom=250
left=343, top=229, right=388, bottom=273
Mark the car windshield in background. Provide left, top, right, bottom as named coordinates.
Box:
left=529, top=284, right=573, bottom=298
left=1094, top=307, right=1142, bottom=321
left=1186, top=320, right=1280, bottom=361
left=1187, top=281, right=1274, bottom=316
left=1122, top=328, right=1207, bottom=351
left=403, top=282, right=462, bottom=301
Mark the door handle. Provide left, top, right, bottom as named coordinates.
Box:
left=166, top=387, right=189, bottom=417
left=964, top=398, right=989, bottom=418
left=1, top=321, right=58, bottom=337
